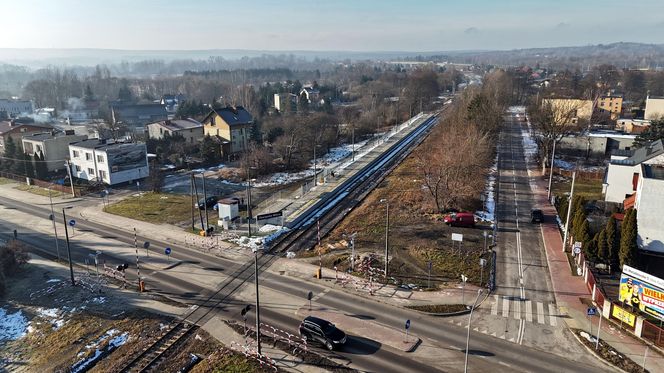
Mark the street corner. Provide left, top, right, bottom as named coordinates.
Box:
left=295, top=305, right=420, bottom=352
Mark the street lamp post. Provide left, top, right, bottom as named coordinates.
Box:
left=246, top=178, right=255, bottom=238
left=380, top=199, right=390, bottom=282
left=562, top=171, right=576, bottom=252
left=547, top=140, right=557, bottom=200
left=253, top=248, right=262, bottom=355
left=62, top=207, right=75, bottom=286
left=48, top=185, right=61, bottom=261
left=464, top=289, right=483, bottom=373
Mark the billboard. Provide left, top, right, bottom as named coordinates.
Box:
left=619, top=265, right=664, bottom=321
left=611, top=304, right=636, bottom=327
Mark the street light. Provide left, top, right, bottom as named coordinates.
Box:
left=246, top=177, right=256, bottom=238
left=313, top=144, right=322, bottom=186
left=464, top=289, right=483, bottom=373
left=380, top=199, right=389, bottom=282
left=62, top=207, right=75, bottom=286
left=48, top=184, right=61, bottom=261
left=253, top=247, right=262, bottom=355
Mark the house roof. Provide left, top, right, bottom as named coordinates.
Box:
left=70, top=138, right=145, bottom=152
left=149, top=118, right=202, bottom=132
left=643, top=164, right=664, bottom=180
left=0, top=121, right=52, bottom=135
left=22, top=131, right=82, bottom=142
left=611, top=139, right=664, bottom=166
left=204, top=106, right=253, bottom=127
left=112, top=104, right=167, bottom=118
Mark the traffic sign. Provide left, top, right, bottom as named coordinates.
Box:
left=143, top=241, right=150, bottom=249
left=405, top=319, right=411, bottom=330
left=164, top=247, right=171, bottom=255
left=307, top=291, right=314, bottom=301
left=587, top=307, right=597, bottom=316
left=257, top=211, right=283, bottom=221
left=573, top=241, right=582, bottom=249
left=451, top=233, right=463, bottom=242
left=68, top=219, right=76, bottom=226
left=573, top=247, right=581, bottom=255
left=480, top=258, right=487, bottom=267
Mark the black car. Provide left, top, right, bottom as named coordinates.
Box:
left=298, top=316, right=347, bottom=350
left=195, top=196, right=218, bottom=210
left=530, top=208, right=544, bottom=223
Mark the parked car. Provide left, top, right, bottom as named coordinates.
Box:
left=530, top=209, right=544, bottom=223
left=195, top=196, right=218, bottom=210
left=443, top=212, right=476, bottom=228
left=298, top=316, right=347, bottom=350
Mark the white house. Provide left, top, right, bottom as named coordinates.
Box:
left=645, top=96, right=664, bottom=120
left=634, top=164, right=664, bottom=254
left=68, top=139, right=148, bottom=185
left=603, top=140, right=664, bottom=203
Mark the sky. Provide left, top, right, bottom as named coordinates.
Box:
left=2, top=0, right=664, bottom=51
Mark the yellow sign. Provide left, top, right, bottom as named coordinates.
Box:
left=612, top=305, right=636, bottom=327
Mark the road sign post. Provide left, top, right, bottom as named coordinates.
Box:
left=69, top=219, right=76, bottom=236
left=479, top=258, right=487, bottom=287
left=307, top=291, right=313, bottom=311
left=587, top=307, right=597, bottom=336
left=461, top=274, right=468, bottom=305
left=143, top=241, right=150, bottom=257
left=405, top=319, right=410, bottom=342
left=164, top=247, right=171, bottom=262
left=427, top=261, right=432, bottom=289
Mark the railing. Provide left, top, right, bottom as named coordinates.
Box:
left=642, top=319, right=664, bottom=348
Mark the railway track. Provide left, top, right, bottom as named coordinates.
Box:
left=114, top=112, right=441, bottom=372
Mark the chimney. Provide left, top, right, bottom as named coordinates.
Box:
left=9, top=119, right=16, bottom=127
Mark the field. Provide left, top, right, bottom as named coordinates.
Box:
left=104, top=192, right=197, bottom=225
left=551, top=174, right=604, bottom=201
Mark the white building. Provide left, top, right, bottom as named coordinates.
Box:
left=22, top=131, right=88, bottom=172
left=0, top=99, right=33, bottom=118
left=645, top=96, right=664, bottom=120
left=68, top=139, right=148, bottom=185
left=634, top=164, right=664, bottom=254
left=603, top=140, right=664, bottom=203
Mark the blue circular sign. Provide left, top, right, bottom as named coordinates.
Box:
left=405, top=319, right=411, bottom=330
left=164, top=247, right=171, bottom=255
left=68, top=219, right=76, bottom=226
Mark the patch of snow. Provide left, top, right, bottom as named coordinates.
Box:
left=46, top=279, right=61, bottom=283
left=91, top=297, right=106, bottom=304
left=508, top=106, right=526, bottom=113
left=579, top=331, right=597, bottom=343
left=195, top=334, right=203, bottom=341
left=36, top=307, right=66, bottom=330
left=554, top=159, right=575, bottom=170
left=522, top=126, right=538, bottom=164
left=0, top=308, right=28, bottom=341
left=108, top=332, right=128, bottom=348
left=476, top=154, right=498, bottom=222
left=159, top=323, right=168, bottom=331
left=258, top=224, right=281, bottom=233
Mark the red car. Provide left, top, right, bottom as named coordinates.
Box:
left=444, top=212, right=476, bottom=228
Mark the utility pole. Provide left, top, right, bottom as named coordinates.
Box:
left=380, top=199, right=390, bottom=282
left=246, top=178, right=253, bottom=238
left=254, top=248, right=262, bottom=355
left=192, top=173, right=204, bottom=232
left=562, top=171, right=576, bottom=252
left=134, top=228, right=141, bottom=287
left=464, top=289, right=483, bottom=373
left=202, top=172, right=209, bottom=233
left=48, top=185, right=60, bottom=261
left=313, top=144, right=318, bottom=186
left=64, top=160, right=76, bottom=197
left=547, top=140, right=557, bottom=200
left=190, top=173, right=195, bottom=232
left=351, top=125, right=355, bottom=162
left=62, top=208, right=75, bottom=286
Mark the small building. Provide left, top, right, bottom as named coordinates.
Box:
left=616, top=118, right=651, bottom=134
left=146, top=118, right=203, bottom=144
left=217, top=198, right=240, bottom=228
left=273, top=93, right=298, bottom=112
left=634, top=164, right=664, bottom=253
left=603, top=140, right=664, bottom=203
left=542, top=98, right=594, bottom=124
left=68, top=139, right=149, bottom=185
left=22, top=130, right=88, bottom=172
left=645, top=96, right=664, bottom=120
left=201, top=106, right=254, bottom=158
left=299, top=86, right=320, bottom=104
left=0, top=120, right=53, bottom=155
left=0, top=98, right=33, bottom=118
left=596, top=92, right=623, bottom=120
left=160, top=94, right=186, bottom=113
left=557, top=130, right=635, bottom=158
left=111, top=103, right=168, bottom=127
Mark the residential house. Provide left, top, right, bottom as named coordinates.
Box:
left=616, top=118, right=651, bottom=134
left=542, top=98, right=594, bottom=124
left=111, top=103, right=168, bottom=128
left=645, top=96, right=664, bottom=120
left=22, top=130, right=88, bottom=172
left=633, top=164, right=664, bottom=253
left=0, top=120, right=53, bottom=155
left=160, top=94, right=186, bottom=113
left=0, top=99, right=33, bottom=118
left=201, top=106, right=254, bottom=159
left=146, top=118, right=203, bottom=144
left=68, top=139, right=149, bottom=185
left=558, top=130, right=635, bottom=158
left=299, top=86, right=320, bottom=104
left=596, top=92, right=623, bottom=120
left=273, top=93, right=298, bottom=112
left=603, top=139, right=664, bottom=203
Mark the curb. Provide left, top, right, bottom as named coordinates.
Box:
left=404, top=289, right=493, bottom=317
left=569, top=329, right=631, bottom=373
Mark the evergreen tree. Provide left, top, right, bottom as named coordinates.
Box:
left=596, top=229, right=608, bottom=263
left=579, top=220, right=593, bottom=258
left=34, top=152, right=48, bottom=180
left=84, top=84, right=95, bottom=101
left=571, top=205, right=587, bottom=243
left=3, top=136, right=16, bottom=173
left=569, top=196, right=585, bottom=234
left=620, top=209, right=639, bottom=268
left=605, top=215, right=620, bottom=266
left=23, top=153, right=34, bottom=178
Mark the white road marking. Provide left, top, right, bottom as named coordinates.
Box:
left=514, top=299, right=521, bottom=320
left=549, top=303, right=558, bottom=327
left=537, top=302, right=545, bottom=324
left=525, top=300, right=533, bottom=322
left=491, top=295, right=499, bottom=315
left=502, top=297, right=510, bottom=318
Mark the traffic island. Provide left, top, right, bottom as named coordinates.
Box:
left=405, top=304, right=469, bottom=316
left=296, top=306, right=420, bottom=352
left=571, top=328, right=649, bottom=373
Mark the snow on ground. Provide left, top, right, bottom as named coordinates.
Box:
left=522, top=124, right=538, bottom=164
left=0, top=308, right=28, bottom=341
left=508, top=106, right=526, bottom=114
left=72, top=329, right=129, bottom=373
left=579, top=331, right=597, bottom=343
left=554, top=158, right=605, bottom=172
left=258, top=224, right=282, bottom=233
left=554, top=159, right=575, bottom=170
left=227, top=226, right=290, bottom=250
left=476, top=154, right=498, bottom=223
left=36, top=307, right=66, bottom=330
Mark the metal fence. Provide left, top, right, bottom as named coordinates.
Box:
left=642, top=319, right=664, bottom=348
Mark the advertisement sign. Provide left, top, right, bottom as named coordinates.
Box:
left=619, top=265, right=664, bottom=321
left=611, top=304, right=636, bottom=327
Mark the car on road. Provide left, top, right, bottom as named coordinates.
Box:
left=530, top=208, right=544, bottom=223
left=443, top=212, right=476, bottom=228
left=298, top=316, right=347, bottom=350
left=195, top=196, right=218, bottom=210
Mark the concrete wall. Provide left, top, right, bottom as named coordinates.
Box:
left=645, top=97, right=664, bottom=120
left=635, top=177, right=664, bottom=253
left=147, top=123, right=203, bottom=144
left=69, top=145, right=102, bottom=182
left=23, top=134, right=87, bottom=172
left=604, top=163, right=640, bottom=203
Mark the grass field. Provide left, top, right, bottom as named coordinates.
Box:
left=14, top=184, right=66, bottom=198
left=104, top=192, right=193, bottom=225
left=551, top=176, right=604, bottom=201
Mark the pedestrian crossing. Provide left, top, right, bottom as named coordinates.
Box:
left=488, top=295, right=560, bottom=327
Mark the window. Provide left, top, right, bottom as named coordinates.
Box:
left=72, top=150, right=80, bottom=158
left=36, top=145, right=42, bottom=153
left=85, top=152, right=92, bottom=161
left=88, top=168, right=95, bottom=175
left=99, top=170, right=107, bottom=179
left=96, top=155, right=104, bottom=163
left=75, top=165, right=81, bottom=172
left=160, top=128, right=163, bottom=134
left=111, top=165, right=118, bottom=172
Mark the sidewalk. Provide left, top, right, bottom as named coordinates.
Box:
left=532, top=170, right=664, bottom=371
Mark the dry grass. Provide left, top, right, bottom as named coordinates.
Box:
left=104, top=192, right=192, bottom=225
left=551, top=176, right=603, bottom=201
left=14, top=184, right=66, bottom=198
